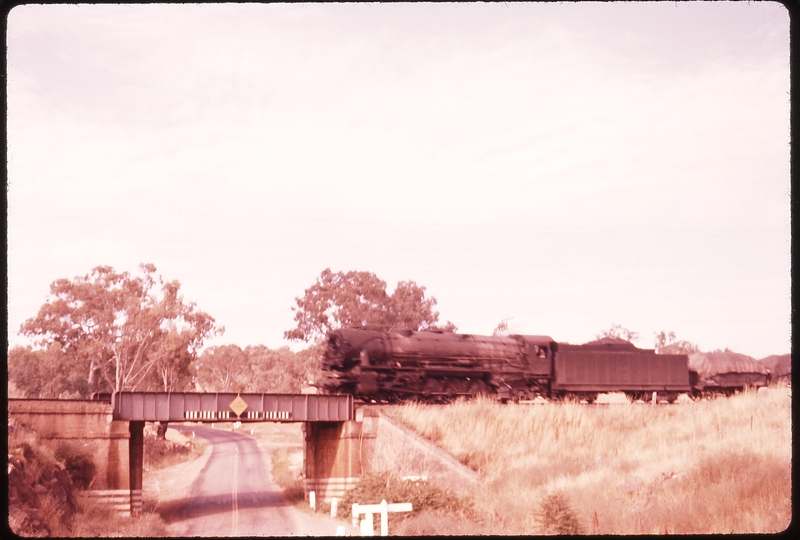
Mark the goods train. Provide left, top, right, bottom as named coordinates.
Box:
left=320, top=329, right=772, bottom=403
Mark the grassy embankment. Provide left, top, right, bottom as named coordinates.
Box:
left=9, top=418, right=77, bottom=537
left=387, top=386, right=791, bottom=535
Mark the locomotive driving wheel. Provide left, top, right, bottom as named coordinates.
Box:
left=469, top=379, right=489, bottom=398
left=422, top=377, right=442, bottom=398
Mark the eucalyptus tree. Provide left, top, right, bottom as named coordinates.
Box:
left=284, top=268, right=456, bottom=343
left=19, top=264, right=221, bottom=395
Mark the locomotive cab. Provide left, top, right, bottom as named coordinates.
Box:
left=516, top=335, right=554, bottom=377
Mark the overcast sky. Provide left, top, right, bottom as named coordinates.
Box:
left=6, top=2, right=791, bottom=359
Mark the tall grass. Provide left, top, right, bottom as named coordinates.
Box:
left=393, top=386, right=791, bottom=534
left=70, top=495, right=169, bottom=537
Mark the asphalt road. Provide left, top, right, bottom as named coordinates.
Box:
left=157, top=425, right=345, bottom=536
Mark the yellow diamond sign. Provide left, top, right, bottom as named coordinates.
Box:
left=229, top=395, right=248, bottom=417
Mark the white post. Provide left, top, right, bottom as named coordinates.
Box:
left=380, top=500, right=389, bottom=536
left=310, top=491, right=316, bottom=511
left=351, top=501, right=412, bottom=537
left=361, top=512, right=374, bottom=536
left=652, top=391, right=657, bottom=406
left=331, top=497, right=339, bottom=518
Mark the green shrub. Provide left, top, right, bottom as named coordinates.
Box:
left=339, top=470, right=475, bottom=527
left=54, top=442, right=96, bottom=490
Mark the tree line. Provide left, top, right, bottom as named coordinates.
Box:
left=7, top=265, right=454, bottom=398
left=7, top=263, right=695, bottom=399
left=9, top=265, right=219, bottom=398
left=596, top=324, right=699, bottom=354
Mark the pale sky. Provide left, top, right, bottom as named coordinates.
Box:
left=6, top=2, right=791, bottom=359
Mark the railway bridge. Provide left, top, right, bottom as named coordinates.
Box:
left=8, top=392, right=377, bottom=516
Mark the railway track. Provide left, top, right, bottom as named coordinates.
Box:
left=360, top=395, right=695, bottom=411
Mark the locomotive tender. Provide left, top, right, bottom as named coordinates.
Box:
left=320, top=328, right=697, bottom=403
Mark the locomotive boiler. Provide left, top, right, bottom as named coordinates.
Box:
left=320, top=328, right=695, bottom=403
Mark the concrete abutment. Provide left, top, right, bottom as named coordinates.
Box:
left=302, top=408, right=380, bottom=503
left=8, top=399, right=137, bottom=516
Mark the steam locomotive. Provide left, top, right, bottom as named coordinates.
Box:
left=320, top=328, right=770, bottom=403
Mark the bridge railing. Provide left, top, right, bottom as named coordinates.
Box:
left=112, top=392, right=353, bottom=422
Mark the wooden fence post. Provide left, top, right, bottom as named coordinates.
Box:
left=380, top=500, right=389, bottom=536
left=361, top=512, right=374, bottom=536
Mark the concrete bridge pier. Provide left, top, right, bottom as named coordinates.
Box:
left=129, top=421, right=144, bottom=516
left=302, top=408, right=379, bottom=504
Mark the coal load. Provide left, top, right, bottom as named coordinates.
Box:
left=689, top=351, right=770, bottom=392
left=759, top=354, right=791, bottom=384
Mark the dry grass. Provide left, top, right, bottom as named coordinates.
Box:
left=71, top=496, right=169, bottom=537
left=8, top=418, right=74, bottom=536
left=8, top=417, right=58, bottom=467
left=271, top=446, right=305, bottom=502
left=143, top=426, right=206, bottom=471
left=393, top=386, right=792, bottom=534
left=245, top=422, right=307, bottom=503
left=247, top=420, right=305, bottom=444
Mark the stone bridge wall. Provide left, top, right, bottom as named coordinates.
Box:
left=7, top=399, right=136, bottom=515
